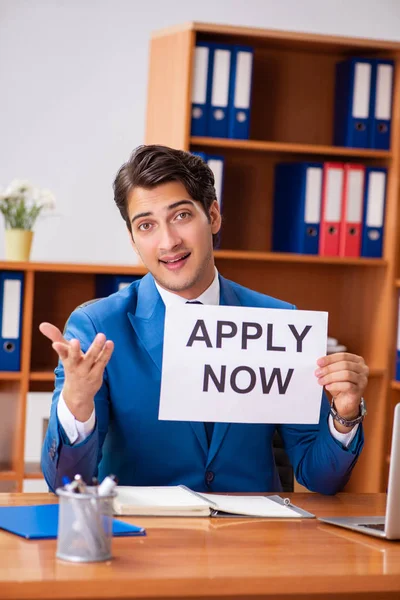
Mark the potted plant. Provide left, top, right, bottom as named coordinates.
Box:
left=0, top=180, right=56, bottom=261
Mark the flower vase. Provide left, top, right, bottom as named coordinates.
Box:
left=5, top=229, right=34, bottom=261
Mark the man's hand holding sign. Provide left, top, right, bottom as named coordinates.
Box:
left=316, top=353, right=369, bottom=433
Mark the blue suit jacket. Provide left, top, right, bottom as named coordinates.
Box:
left=42, top=273, right=363, bottom=494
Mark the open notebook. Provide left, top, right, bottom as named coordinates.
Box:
left=113, top=485, right=314, bottom=518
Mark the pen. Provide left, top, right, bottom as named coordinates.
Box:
left=74, top=474, right=88, bottom=494
left=63, top=478, right=81, bottom=494
left=98, top=474, right=118, bottom=496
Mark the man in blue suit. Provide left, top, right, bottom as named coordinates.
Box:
left=40, top=145, right=368, bottom=494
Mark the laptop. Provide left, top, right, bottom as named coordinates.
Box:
left=318, top=403, right=400, bottom=540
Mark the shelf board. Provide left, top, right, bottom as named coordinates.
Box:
left=395, top=280, right=400, bottom=288
left=29, top=371, right=55, bottom=381
left=0, top=372, right=22, bottom=381
left=391, top=381, right=400, bottom=391
left=214, top=249, right=387, bottom=266
left=0, top=469, right=17, bottom=481
left=0, top=261, right=148, bottom=275
left=24, top=462, right=43, bottom=479
left=191, top=137, right=392, bottom=159
left=0, top=253, right=387, bottom=274
left=155, top=22, right=400, bottom=54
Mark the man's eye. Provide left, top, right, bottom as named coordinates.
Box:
left=176, top=211, right=190, bottom=220
left=138, top=222, right=152, bottom=231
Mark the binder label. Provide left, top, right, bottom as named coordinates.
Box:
left=347, top=170, right=364, bottom=222
left=234, top=51, right=253, bottom=109
left=207, top=158, right=224, bottom=208
left=352, top=62, right=371, bottom=119
left=305, top=167, right=322, bottom=223
left=192, top=46, right=209, bottom=104
left=2, top=279, right=21, bottom=339
left=325, top=168, right=343, bottom=221
left=375, top=64, right=393, bottom=120
left=366, top=172, right=386, bottom=227
left=211, top=50, right=231, bottom=107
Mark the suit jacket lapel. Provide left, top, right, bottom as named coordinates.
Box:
left=128, top=274, right=208, bottom=457
left=207, top=275, right=242, bottom=466
left=127, top=273, right=165, bottom=372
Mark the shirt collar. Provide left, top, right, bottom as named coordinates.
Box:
left=154, top=267, right=220, bottom=307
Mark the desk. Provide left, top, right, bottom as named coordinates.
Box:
left=0, top=493, right=399, bottom=600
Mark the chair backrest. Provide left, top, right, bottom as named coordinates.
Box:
left=272, top=430, right=294, bottom=492
left=66, top=300, right=294, bottom=492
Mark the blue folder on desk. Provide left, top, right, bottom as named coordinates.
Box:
left=0, top=504, right=146, bottom=539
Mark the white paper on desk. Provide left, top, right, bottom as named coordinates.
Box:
left=159, top=305, right=327, bottom=424
left=199, top=493, right=300, bottom=518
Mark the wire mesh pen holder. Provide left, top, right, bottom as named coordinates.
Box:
left=56, top=487, right=116, bottom=562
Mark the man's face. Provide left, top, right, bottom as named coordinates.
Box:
left=127, top=180, right=221, bottom=299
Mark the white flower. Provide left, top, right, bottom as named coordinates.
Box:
left=38, top=189, right=56, bottom=210
left=4, top=179, right=34, bottom=197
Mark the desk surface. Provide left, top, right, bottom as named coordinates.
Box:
left=0, top=493, right=399, bottom=600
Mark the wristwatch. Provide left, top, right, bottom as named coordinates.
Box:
left=330, top=397, right=367, bottom=427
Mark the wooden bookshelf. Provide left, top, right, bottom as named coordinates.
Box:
left=145, top=21, right=400, bottom=493
left=1, top=22, right=400, bottom=493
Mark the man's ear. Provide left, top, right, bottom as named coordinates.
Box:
left=209, top=200, right=222, bottom=235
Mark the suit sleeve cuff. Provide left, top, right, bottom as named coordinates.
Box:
left=57, top=391, right=96, bottom=445
left=328, top=414, right=359, bottom=448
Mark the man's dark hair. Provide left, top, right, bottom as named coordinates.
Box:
left=113, top=144, right=219, bottom=245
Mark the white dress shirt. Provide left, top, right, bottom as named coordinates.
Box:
left=57, top=268, right=358, bottom=447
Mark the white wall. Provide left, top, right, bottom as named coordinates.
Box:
left=1, top=0, right=400, bottom=265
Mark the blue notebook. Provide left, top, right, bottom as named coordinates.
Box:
left=0, top=504, right=146, bottom=539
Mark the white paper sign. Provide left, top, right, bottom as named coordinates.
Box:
left=159, top=305, right=328, bottom=425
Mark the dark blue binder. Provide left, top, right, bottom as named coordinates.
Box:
left=206, top=43, right=232, bottom=138
left=0, top=504, right=145, bottom=539
left=360, top=167, right=387, bottom=258
left=333, top=58, right=373, bottom=148
left=191, top=151, right=207, bottom=161
left=191, top=43, right=213, bottom=137
left=95, top=275, right=142, bottom=299
left=0, top=271, right=24, bottom=371
left=369, top=59, right=394, bottom=150
left=228, top=45, right=254, bottom=140
left=272, top=162, right=323, bottom=255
